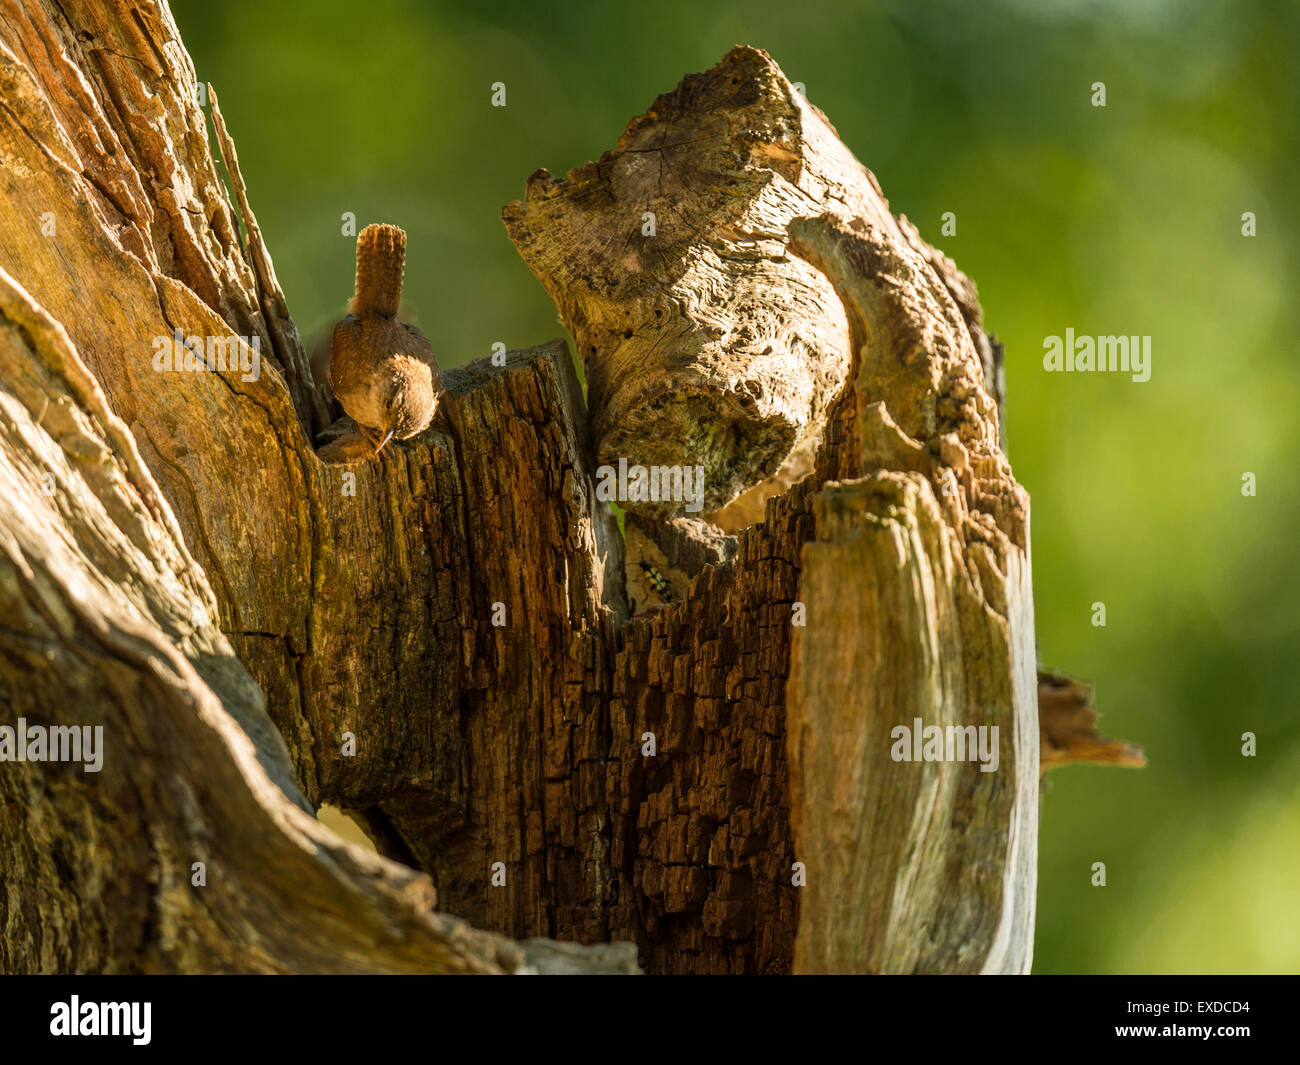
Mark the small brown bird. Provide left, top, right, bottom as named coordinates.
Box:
left=329, top=223, right=442, bottom=453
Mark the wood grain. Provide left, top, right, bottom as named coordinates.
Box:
left=0, top=9, right=1111, bottom=975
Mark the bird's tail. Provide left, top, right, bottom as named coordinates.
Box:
left=351, top=223, right=406, bottom=317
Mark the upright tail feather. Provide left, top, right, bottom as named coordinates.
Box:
left=351, top=223, right=406, bottom=317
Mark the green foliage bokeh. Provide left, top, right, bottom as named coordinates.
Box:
left=175, top=0, right=1300, bottom=973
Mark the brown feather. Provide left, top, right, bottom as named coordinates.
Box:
left=351, top=223, right=406, bottom=317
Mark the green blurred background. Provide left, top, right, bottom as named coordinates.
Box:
left=174, top=0, right=1300, bottom=974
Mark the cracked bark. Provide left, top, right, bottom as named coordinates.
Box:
left=503, top=46, right=1045, bottom=973
left=0, top=0, right=628, bottom=974
left=1, top=2, right=1134, bottom=976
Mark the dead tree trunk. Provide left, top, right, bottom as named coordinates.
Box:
left=501, top=50, right=1038, bottom=973
left=0, top=2, right=1131, bottom=975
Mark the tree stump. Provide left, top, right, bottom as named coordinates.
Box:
left=0, top=4, right=1133, bottom=975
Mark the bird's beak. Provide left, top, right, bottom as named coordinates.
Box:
left=374, top=428, right=395, bottom=454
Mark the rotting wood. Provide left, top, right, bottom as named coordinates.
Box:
left=0, top=4, right=1140, bottom=976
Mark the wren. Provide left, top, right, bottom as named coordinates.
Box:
left=329, top=223, right=442, bottom=453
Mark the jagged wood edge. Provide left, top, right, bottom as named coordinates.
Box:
left=0, top=264, right=637, bottom=974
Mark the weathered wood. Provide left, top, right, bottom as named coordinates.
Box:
left=783, top=214, right=1038, bottom=972
left=0, top=2, right=1112, bottom=976
left=1038, top=670, right=1145, bottom=774
left=503, top=53, right=857, bottom=516
left=0, top=0, right=635, bottom=973
left=504, top=47, right=1036, bottom=974
left=0, top=265, right=536, bottom=973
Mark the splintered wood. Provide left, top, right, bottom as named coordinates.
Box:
left=2, top=5, right=1079, bottom=974
left=508, top=46, right=1038, bottom=973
